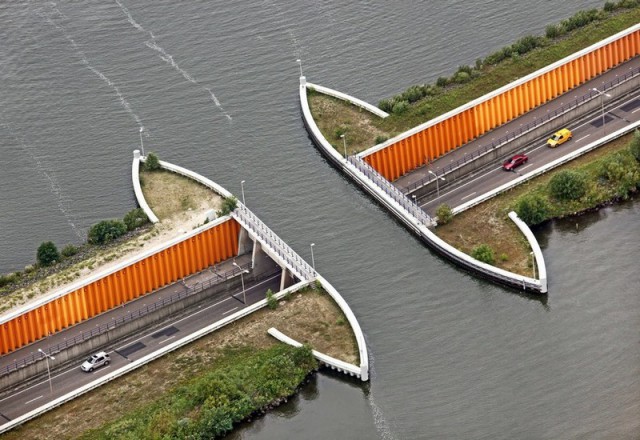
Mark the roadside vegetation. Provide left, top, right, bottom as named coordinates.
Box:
left=2, top=286, right=359, bottom=440
left=309, top=3, right=640, bottom=155
left=435, top=132, right=640, bottom=275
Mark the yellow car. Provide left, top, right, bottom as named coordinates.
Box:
left=547, top=128, right=572, bottom=148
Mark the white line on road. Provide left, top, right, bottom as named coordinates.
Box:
left=24, top=395, right=43, bottom=405
left=222, top=307, right=238, bottom=315
left=158, top=336, right=175, bottom=345
left=519, top=164, right=533, bottom=171
left=93, top=366, right=110, bottom=374
left=576, top=134, right=591, bottom=142
left=460, top=192, right=476, bottom=200
left=633, top=107, right=640, bottom=114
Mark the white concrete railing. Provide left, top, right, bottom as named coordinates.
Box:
left=300, top=79, right=544, bottom=293
left=132, top=150, right=159, bottom=223
left=0, top=279, right=312, bottom=434
left=306, top=81, right=389, bottom=118
left=268, top=328, right=362, bottom=378
left=361, top=23, right=640, bottom=158
left=453, top=120, right=640, bottom=215
left=508, top=212, right=547, bottom=293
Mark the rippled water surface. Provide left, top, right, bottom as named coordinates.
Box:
left=2, top=1, right=638, bottom=438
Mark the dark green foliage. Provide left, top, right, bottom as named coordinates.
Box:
left=266, top=288, right=277, bottom=310
left=144, top=152, right=160, bottom=171
left=629, top=129, right=640, bottom=161
left=436, top=76, right=448, bottom=87
left=435, top=204, right=453, bottom=225
left=88, top=220, right=127, bottom=245
left=391, top=100, right=409, bottom=115
left=400, top=85, right=425, bottom=104
left=333, top=126, right=347, bottom=139
left=604, top=1, right=617, bottom=11
left=61, top=244, right=79, bottom=258
left=378, top=98, right=394, bottom=112
left=0, top=273, right=18, bottom=288
left=374, top=135, right=388, bottom=144
left=216, top=196, right=238, bottom=217
left=560, top=9, right=604, bottom=33
left=471, top=244, right=495, bottom=265
left=81, top=345, right=316, bottom=440
left=512, top=35, right=545, bottom=55
left=598, top=151, right=640, bottom=196
left=456, top=65, right=473, bottom=75
left=123, top=208, right=149, bottom=231
left=548, top=170, right=588, bottom=201
left=617, top=0, right=639, bottom=8
left=453, top=71, right=471, bottom=84
left=545, top=24, right=561, bottom=39
left=37, top=241, right=60, bottom=267
left=516, top=194, right=549, bottom=226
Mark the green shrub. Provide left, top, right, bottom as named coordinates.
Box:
left=604, top=1, right=617, bottom=11
left=457, top=65, right=473, bottom=75
left=471, top=244, right=495, bottom=265
left=548, top=170, right=587, bottom=201
left=88, top=220, right=127, bottom=245
left=453, top=71, right=471, bottom=84
left=216, top=196, right=238, bottom=217
left=266, top=289, right=277, bottom=310
left=561, top=9, right=604, bottom=33
left=0, top=273, right=18, bottom=288
left=436, top=76, right=448, bottom=87
left=391, top=100, right=410, bottom=115
left=545, top=24, right=562, bottom=39
left=61, top=244, right=79, bottom=258
left=37, top=241, right=60, bottom=266
left=629, top=129, right=640, bottom=161
left=617, top=0, right=639, bottom=8
left=124, top=208, right=149, bottom=231
left=598, top=152, right=640, bottom=196
left=378, top=98, right=394, bottom=112
left=144, top=152, right=160, bottom=171
left=512, top=35, right=545, bottom=55
left=515, top=194, right=549, bottom=226
left=374, top=135, right=388, bottom=144
left=435, top=204, right=453, bottom=225
left=475, top=58, right=483, bottom=70
left=499, top=253, right=509, bottom=262
left=333, top=126, right=347, bottom=139
left=401, top=86, right=425, bottom=104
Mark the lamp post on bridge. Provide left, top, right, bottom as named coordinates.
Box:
left=240, top=180, right=246, bottom=207
left=310, top=243, right=316, bottom=271
left=340, top=134, right=347, bottom=159
left=38, top=348, right=55, bottom=395
left=139, top=127, right=145, bottom=157
left=427, top=170, right=446, bottom=198
left=592, top=88, right=612, bottom=135
left=232, top=262, right=249, bottom=305
left=296, top=59, right=303, bottom=77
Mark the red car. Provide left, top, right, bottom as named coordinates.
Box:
left=502, top=153, right=528, bottom=171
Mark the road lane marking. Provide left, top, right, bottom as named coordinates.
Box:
left=24, top=395, right=43, bottom=405
left=460, top=192, right=476, bottom=200
left=158, top=336, right=175, bottom=345
left=223, top=307, right=238, bottom=315
left=633, top=107, right=640, bottom=114
left=519, top=164, right=533, bottom=171
left=93, top=366, right=110, bottom=374
left=576, top=134, right=590, bottom=142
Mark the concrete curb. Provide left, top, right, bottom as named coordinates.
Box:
left=132, top=151, right=159, bottom=223
left=306, top=81, right=389, bottom=118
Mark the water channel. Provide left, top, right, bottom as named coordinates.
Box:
left=1, top=1, right=638, bottom=438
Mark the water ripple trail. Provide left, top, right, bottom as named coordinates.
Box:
left=115, top=0, right=232, bottom=121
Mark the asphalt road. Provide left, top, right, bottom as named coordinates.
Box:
left=0, top=270, right=281, bottom=425
left=417, top=91, right=640, bottom=215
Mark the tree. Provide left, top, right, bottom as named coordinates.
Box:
left=471, top=244, right=495, bottom=265
left=435, top=204, right=453, bottom=225
left=88, top=220, right=127, bottom=245
left=548, top=170, right=587, bottom=201
left=515, top=194, right=549, bottom=225
left=630, top=129, right=640, bottom=162
left=123, top=208, right=149, bottom=231
left=144, top=152, right=160, bottom=171
left=37, top=241, right=60, bottom=266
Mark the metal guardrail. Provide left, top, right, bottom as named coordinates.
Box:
left=0, top=262, right=251, bottom=377
left=232, top=207, right=316, bottom=281
left=404, top=64, right=640, bottom=193
left=347, top=155, right=435, bottom=226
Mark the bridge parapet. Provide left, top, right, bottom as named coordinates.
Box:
left=233, top=207, right=316, bottom=281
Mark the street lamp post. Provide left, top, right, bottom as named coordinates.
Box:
left=38, top=348, right=55, bottom=394
left=139, top=127, right=145, bottom=157
left=412, top=195, right=417, bottom=205
left=310, top=243, right=316, bottom=271
left=530, top=252, right=536, bottom=279
left=232, top=262, right=249, bottom=304
left=592, top=88, right=612, bottom=135
left=427, top=170, right=446, bottom=198
left=240, top=180, right=246, bottom=207
left=340, top=134, right=347, bottom=158
left=296, top=59, right=303, bottom=77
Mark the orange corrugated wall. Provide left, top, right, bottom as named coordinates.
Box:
left=364, top=28, right=640, bottom=181
left=0, top=219, right=241, bottom=355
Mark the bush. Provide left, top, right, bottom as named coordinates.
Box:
left=598, top=152, right=640, bottom=196
left=512, top=35, right=545, bottom=55
left=617, top=0, right=639, bottom=8
left=378, top=98, right=394, bottom=112
left=266, top=289, right=277, bottom=310
left=123, top=208, right=149, bottom=231
left=37, top=241, right=60, bottom=266
left=333, top=126, right=347, bottom=139
left=374, top=135, right=388, bottom=144
left=88, top=220, right=127, bottom=245
left=604, top=1, right=617, bottom=11
left=0, top=273, right=18, bottom=288
left=436, top=76, right=448, bottom=87
left=61, top=244, right=79, bottom=258
left=435, top=204, right=453, bottom=225
left=561, top=9, right=603, bottom=33
left=216, top=196, right=238, bottom=217
left=453, top=71, right=471, bottom=84
left=545, top=24, right=562, bottom=39
left=391, top=100, right=410, bottom=115
left=629, top=129, right=640, bottom=161
left=401, top=86, right=425, bottom=104
left=471, top=244, right=495, bottom=265
left=549, top=170, right=588, bottom=200
left=457, top=65, right=473, bottom=75
left=516, top=194, right=549, bottom=225
left=144, top=152, right=160, bottom=171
